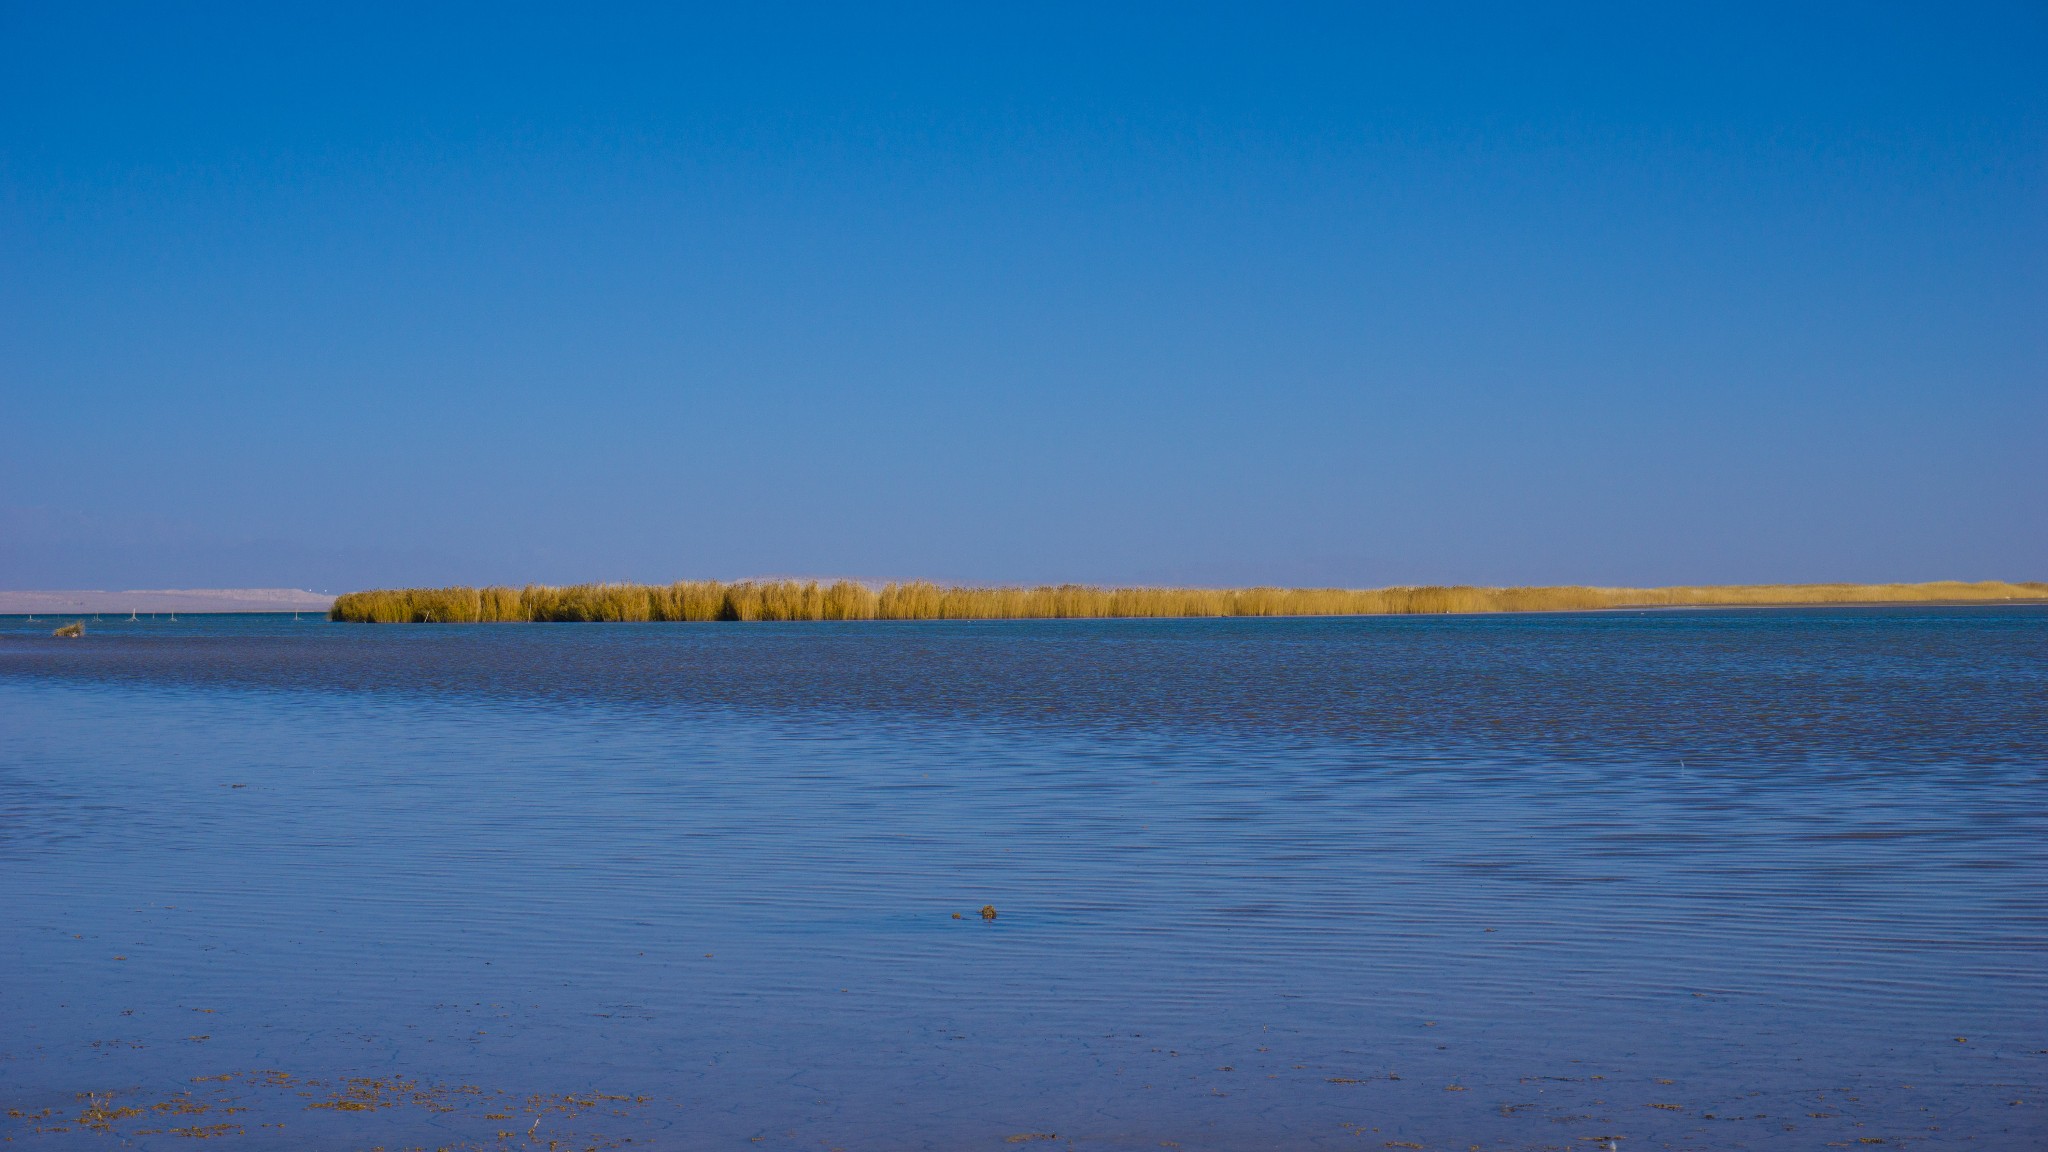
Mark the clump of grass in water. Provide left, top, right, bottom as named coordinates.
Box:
left=52, top=620, right=85, bottom=638
left=328, top=579, right=2048, bottom=623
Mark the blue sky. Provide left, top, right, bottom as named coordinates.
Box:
left=3, top=3, right=2043, bottom=590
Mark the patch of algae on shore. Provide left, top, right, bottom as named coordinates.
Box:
left=1, top=1069, right=656, bottom=1150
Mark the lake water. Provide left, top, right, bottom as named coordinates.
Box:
left=2, top=609, right=2043, bottom=1150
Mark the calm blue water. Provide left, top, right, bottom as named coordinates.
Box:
left=2, top=609, right=2043, bottom=1150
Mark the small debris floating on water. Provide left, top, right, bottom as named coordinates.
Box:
left=980, top=905, right=998, bottom=920
left=53, top=621, right=85, bottom=638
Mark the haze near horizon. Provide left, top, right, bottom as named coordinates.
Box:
left=3, top=3, right=2043, bottom=591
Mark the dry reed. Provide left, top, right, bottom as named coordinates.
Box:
left=329, top=580, right=2046, bottom=623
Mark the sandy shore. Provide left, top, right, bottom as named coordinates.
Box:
left=0, top=588, right=334, bottom=614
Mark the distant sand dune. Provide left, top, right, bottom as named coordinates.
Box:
left=0, top=588, right=335, bottom=614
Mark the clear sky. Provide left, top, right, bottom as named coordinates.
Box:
left=3, top=3, right=2043, bottom=591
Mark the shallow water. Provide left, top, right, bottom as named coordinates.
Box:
left=2, top=609, right=2043, bottom=1150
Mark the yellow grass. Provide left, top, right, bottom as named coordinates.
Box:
left=328, top=580, right=2047, bottom=623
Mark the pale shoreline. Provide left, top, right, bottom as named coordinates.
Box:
left=0, top=588, right=334, bottom=614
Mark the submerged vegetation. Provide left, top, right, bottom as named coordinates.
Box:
left=328, top=579, right=2047, bottom=623
left=3, top=1069, right=656, bottom=1149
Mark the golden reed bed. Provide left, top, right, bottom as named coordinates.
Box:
left=329, top=580, right=2046, bottom=623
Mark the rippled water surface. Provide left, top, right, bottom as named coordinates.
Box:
left=2, top=609, right=2044, bottom=1150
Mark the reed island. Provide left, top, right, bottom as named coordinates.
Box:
left=328, top=580, right=2046, bottom=623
